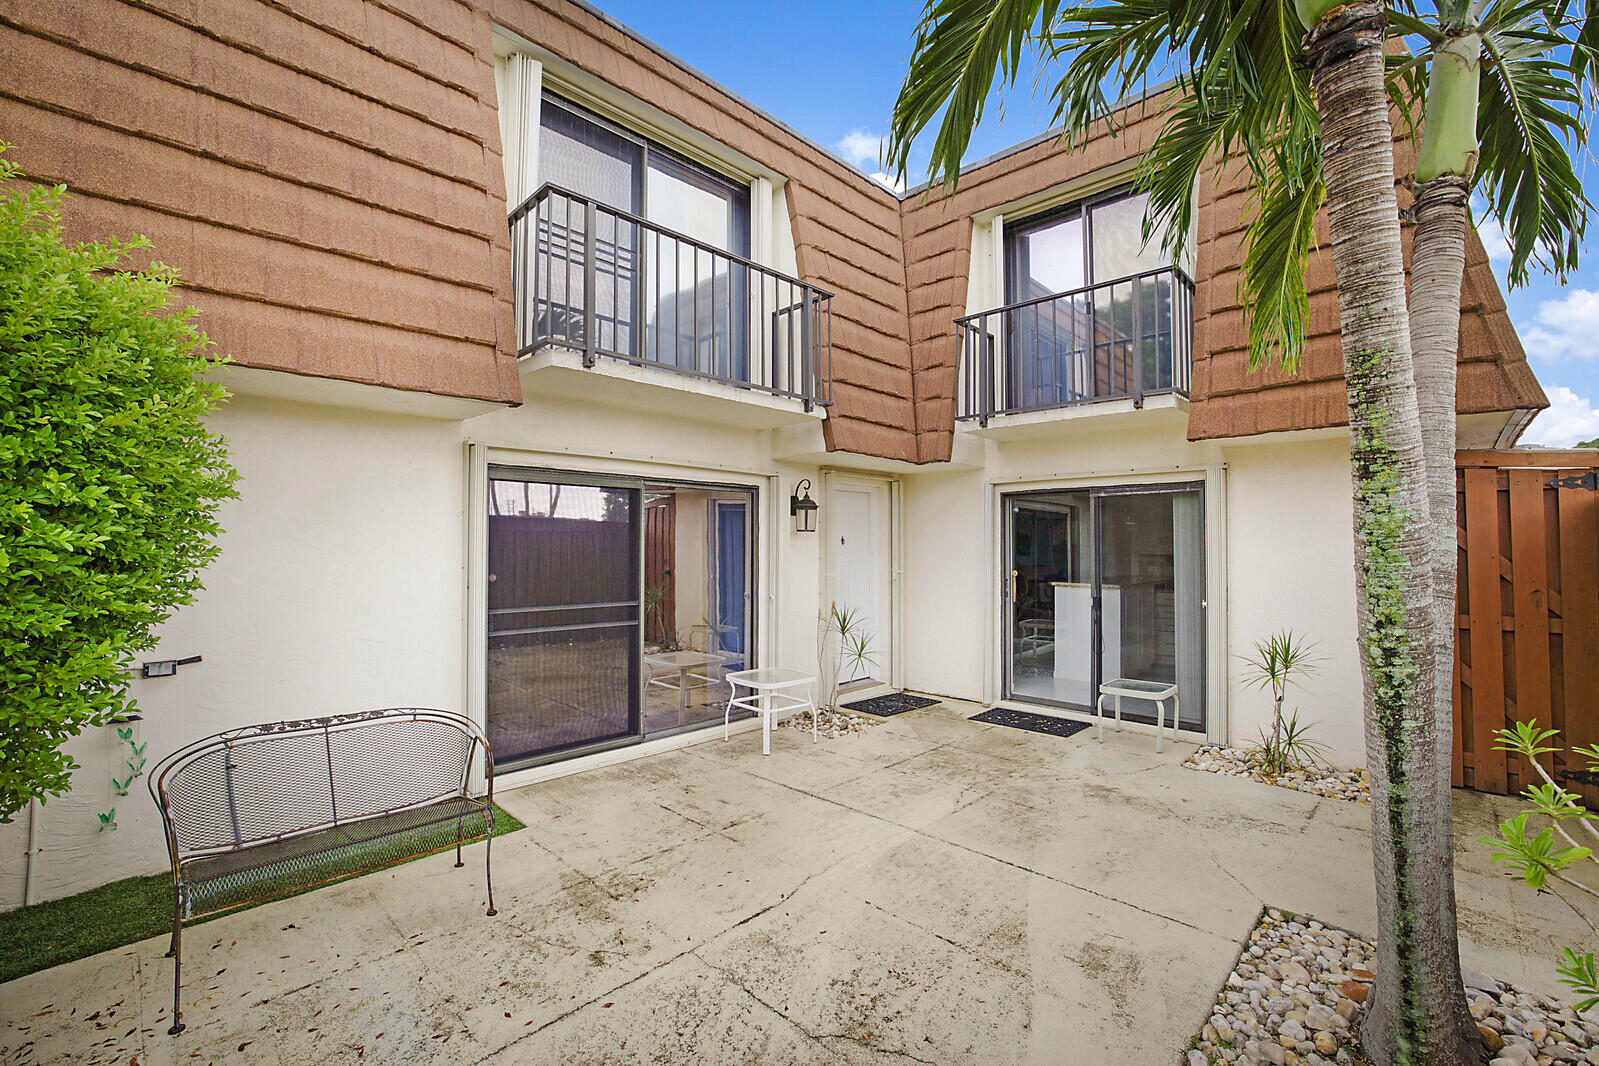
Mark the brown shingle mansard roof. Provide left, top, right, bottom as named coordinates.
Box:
left=2, top=0, right=1543, bottom=464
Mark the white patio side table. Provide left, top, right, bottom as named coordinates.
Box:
left=645, top=650, right=729, bottom=727
left=1095, top=677, right=1180, bottom=752
left=724, top=668, right=818, bottom=755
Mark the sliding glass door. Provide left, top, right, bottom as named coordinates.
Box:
left=487, top=469, right=757, bottom=769
left=1004, top=483, right=1205, bottom=730
left=486, top=475, right=641, bottom=764
left=534, top=92, right=752, bottom=378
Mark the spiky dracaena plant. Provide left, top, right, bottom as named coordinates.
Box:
left=885, top=1, right=1591, bottom=1060
left=816, top=602, right=878, bottom=712
left=1241, top=630, right=1323, bottom=774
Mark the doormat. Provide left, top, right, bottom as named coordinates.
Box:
left=971, top=707, right=1092, bottom=739
left=842, top=693, right=940, bottom=717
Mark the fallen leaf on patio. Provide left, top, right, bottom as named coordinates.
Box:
left=602, top=1003, right=613, bottom=1008
left=237, top=1042, right=252, bottom=1052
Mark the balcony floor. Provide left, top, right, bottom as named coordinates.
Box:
left=520, top=346, right=826, bottom=429
left=959, top=391, right=1190, bottom=441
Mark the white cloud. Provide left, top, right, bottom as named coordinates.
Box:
left=1476, top=213, right=1511, bottom=265
left=834, top=128, right=906, bottom=192
left=1522, top=385, right=1599, bottom=448
left=868, top=171, right=906, bottom=195
left=1519, top=288, right=1599, bottom=361
left=834, top=128, right=883, bottom=169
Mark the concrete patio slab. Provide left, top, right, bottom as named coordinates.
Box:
left=1, top=699, right=1586, bottom=1065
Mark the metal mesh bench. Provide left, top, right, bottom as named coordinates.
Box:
left=148, top=708, right=497, bottom=1035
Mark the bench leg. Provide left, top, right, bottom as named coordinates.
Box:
left=167, top=904, right=185, bottom=1035
left=484, top=809, right=498, bottom=917
left=455, top=812, right=466, bottom=868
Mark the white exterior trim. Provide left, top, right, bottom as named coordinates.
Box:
left=465, top=442, right=490, bottom=796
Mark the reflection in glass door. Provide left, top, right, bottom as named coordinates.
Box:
left=486, top=476, right=640, bottom=766
left=1007, top=492, right=1092, bottom=705
left=1004, top=484, right=1205, bottom=730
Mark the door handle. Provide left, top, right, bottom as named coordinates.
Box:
left=1011, top=569, right=1019, bottom=602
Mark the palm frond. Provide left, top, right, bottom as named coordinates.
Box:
left=1045, top=0, right=1323, bottom=365
left=1474, top=7, right=1591, bottom=286
left=886, top=0, right=1058, bottom=189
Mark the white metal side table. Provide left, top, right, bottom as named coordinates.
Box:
left=724, top=668, right=818, bottom=755
left=1096, top=677, right=1180, bottom=752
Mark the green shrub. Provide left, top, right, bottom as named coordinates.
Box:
left=0, top=142, right=238, bottom=821
left=1484, top=721, right=1599, bottom=1011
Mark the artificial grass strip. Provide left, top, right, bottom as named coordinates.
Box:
left=0, top=803, right=524, bottom=984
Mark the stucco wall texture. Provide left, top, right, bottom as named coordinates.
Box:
left=1, top=0, right=1544, bottom=463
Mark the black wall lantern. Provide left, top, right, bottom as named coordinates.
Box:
left=790, top=478, right=819, bottom=533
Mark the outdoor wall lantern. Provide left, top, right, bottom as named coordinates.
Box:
left=790, top=479, right=819, bottom=533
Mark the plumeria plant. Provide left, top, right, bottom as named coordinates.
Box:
left=1482, top=720, right=1599, bottom=1011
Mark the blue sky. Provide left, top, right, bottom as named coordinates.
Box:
left=594, top=0, right=1599, bottom=446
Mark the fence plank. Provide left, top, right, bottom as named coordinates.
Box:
left=1558, top=471, right=1599, bottom=785
left=1507, top=469, right=1554, bottom=789
left=1464, top=466, right=1508, bottom=793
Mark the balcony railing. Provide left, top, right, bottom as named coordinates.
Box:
left=955, top=266, right=1194, bottom=425
left=509, top=184, right=833, bottom=410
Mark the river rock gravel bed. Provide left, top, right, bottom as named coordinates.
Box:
left=777, top=707, right=878, bottom=738
left=1184, top=745, right=1370, bottom=802
left=1186, top=910, right=1598, bottom=1066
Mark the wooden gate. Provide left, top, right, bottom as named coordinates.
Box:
left=1454, top=450, right=1599, bottom=806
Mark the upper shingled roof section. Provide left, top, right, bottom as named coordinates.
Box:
left=1, top=0, right=1543, bottom=459
left=899, top=92, right=1545, bottom=461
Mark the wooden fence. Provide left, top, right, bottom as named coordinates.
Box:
left=643, top=495, right=676, bottom=643
left=1454, top=450, right=1599, bottom=806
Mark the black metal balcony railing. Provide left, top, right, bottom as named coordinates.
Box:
left=955, top=266, right=1194, bottom=425
left=509, top=184, right=833, bottom=409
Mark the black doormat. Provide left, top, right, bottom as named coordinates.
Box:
left=842, top=693, right=940, bottom=717
left=971, top=707, right=1092, bottom=739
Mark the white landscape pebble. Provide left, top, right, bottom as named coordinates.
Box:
left=776, top=707, right=879, bottom=738
left=1186, top=911, right=1597, bottom=1066
left=1183, top=745, right=1371, bottom=803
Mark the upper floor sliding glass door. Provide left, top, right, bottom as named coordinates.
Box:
left=1000, top=187, right=1182, bottom=410
left=643, top=150, right=751, bottom=381
left=531, top=93, right=752, bottom=381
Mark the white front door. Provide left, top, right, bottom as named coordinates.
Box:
left=829, top=479, right=891, bottom=685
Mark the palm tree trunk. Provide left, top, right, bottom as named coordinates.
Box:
left=1409, top=168, right=1478, bottom=1064
left=1405, top=29, right=1482, bottom=1060
left=1304, top=6, right=1480, bottom=1064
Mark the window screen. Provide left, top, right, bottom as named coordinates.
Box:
left=537, top=97, right=643, bottom=214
